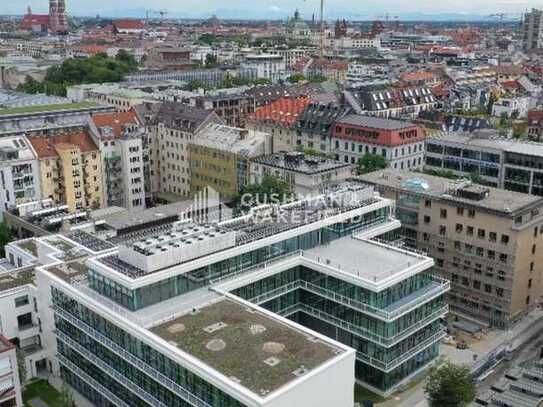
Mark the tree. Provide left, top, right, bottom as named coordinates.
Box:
left=0, top=223, right=13, bottom=257
left=424, top=362, right=476, bottom=407
left=204, top=53, right=218, bottom=68
left=357, top=154, right=387, bottom=175
left=288, top=73, right=306, bottom=83
left=308, top=74, right=327, bottom=83
left=59, top=381, right=75, bottom=407
left=232, top=175, right=294, bottom=215
left=115, top=49, right=138, bottom=71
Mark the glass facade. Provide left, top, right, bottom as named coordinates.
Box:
left=88, top=207, right=390, bottom=311
left=230, top=267, right=445, bottom=393
left=52, top=288, right=246, bottom=407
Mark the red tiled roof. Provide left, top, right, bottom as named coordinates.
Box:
left=501, top=80, right=521, bottom=91
left=401, top=71, right=436, bottom=82
left=249, top=97, right=312, bottom=127
left=20, top=14, right=49, bottom=30
left=28, top=132, right=99, bottom=159
left=91, top=110, right=141, bottom=138
left=114, top=19, right=145, bottom=30
left=528, top=110, right=543, bottom=126
left=75, top=45, right=108, bottom=55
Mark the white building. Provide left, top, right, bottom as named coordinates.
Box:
left=0, top=136, right=41, bottom=219
left=0, top=336, right=23, bottom=407
left=492, top=96, right=531, bottom=119
left=242, top=54, right=287, bottom=83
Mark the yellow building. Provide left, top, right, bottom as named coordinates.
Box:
left=28, top=131, right=104, bottom=212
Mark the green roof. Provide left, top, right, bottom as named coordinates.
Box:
left=0, top=268, right=35, bottom=291
left=0, top=102, right=100, bottom=116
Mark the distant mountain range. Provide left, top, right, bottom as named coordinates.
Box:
left=83, top=8, right=520, bottom=22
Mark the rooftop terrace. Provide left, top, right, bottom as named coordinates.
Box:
left=0, top=267, right=35, bottom=291
left=150, top=298, right=341, bottom=397
left=0, top=102, right=99, bottom=117
left=47, top=258, right=89, bottom=284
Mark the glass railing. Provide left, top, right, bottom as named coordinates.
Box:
left=56, top=330, right=166, bottom=407
left=53, top=305, right=212, bottom=407
left=57, top=353, right=131, bottom=407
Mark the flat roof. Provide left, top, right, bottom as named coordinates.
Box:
left=360, top=170, right=543, bottom=215
left=0, top=267, right=35, bottom=291
left=150, top=298, right=341, bottom=397
left=0, top=102, right=99, bottom=117
left=46, top=258, right=88, bottom=283
left=304, top=235, right=425, bottom=284
left=252, top=153, right=352, bottom=175
left=336, top=114, right=416, bottom=130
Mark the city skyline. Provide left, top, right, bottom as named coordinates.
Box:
left=0, top=0, right=537, bottom=19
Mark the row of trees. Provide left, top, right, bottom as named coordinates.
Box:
left=17, top=50, right=139, bottom=97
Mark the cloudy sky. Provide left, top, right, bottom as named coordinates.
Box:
left=1, top=0, right=535, bottom=18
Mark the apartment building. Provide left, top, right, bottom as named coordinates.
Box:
left=349, top=86, right=438, bottom=119
left=247, top=97, right=312, bottom=153
left=425, top=130, right=543, bottom=196
left=523, top=8, right=543, bottom=51
left=16, top=181, right=448, bottom=405
left=190, top=124, right=270, bottom=199
left=332, top=115, right=425, bottom=170
left=0, top=136, right=41, bottom=219
left=295, top=102, right=352, bottom=153
left=89, top=110, right=146, bottom=211
left=250, top=152, right=354, bottom=195
left=0, top=336, right=23, bottom=407
left=28, top=131, right=103, bottom=212
left=143, top=103, right=223, bottom=202
left=361, top=170, right=543, bottom=328
left=190, top=92, right=255, bottom=128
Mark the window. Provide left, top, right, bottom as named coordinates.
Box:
left=535, top=227, right=539, bottom=238
left=530, top=262, right=534, bottom=272
left=501, top=235, right=509, bottom=245
left=462, top=277, right=469, bottom=286
left=436, top=259, right=444, bottom=267
left=473, top=281, right=481, bottom=290
left=478, top=229, right=486, bottom=239
left=484, top=284, right=492, bottom=293
left=456, top=224, right=463, bottom=233
left=424, top=200, right=432, bottom=208
left=468, top=209, right=476, bottom=218
left=532, top=244, right=537, bottom=255
left=528, top=279, right=533, bottom=289
left=423, top=215, right=431, bottom=224
left=467, top=226, right=474, bottom=236
left=454, top=241, right=461, bottom=250
left=489, top=232, right=497, bottom=242
left=496, top=288, right=504, bottom=297
left=488, top=250, right=495, bottom=260
left=499, top=253, right=508, bottom=263
left=15, top=295, right=29, bottom=307
left=440, top=209, right=447, bottom=219
left=439, top=225, right=446, bottom=236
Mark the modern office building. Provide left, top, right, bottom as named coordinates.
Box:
left=332, top=115, right=425, bottom=169
left=6, top=181, right=449, bottom=406
left=242, top=54, right=287, bottom=83
left=425, top=130, right=543, bottom=196
left=361, top=170, right=543, bottom=328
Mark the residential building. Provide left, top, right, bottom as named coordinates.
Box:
left=491, top=96, right=531, bottom=119
left=144, top=103, right=222, bottom=202
left=295, top=102, right=352, bottom=153
left=113, top=19, right=146, bottom=35
left=332, top=115, right=425, bottom=170
left=425, top=130, right=543, bottom=195
left=190, top=124, right=270, bottom=199
left=349, top=86, right=438, bottom=119
left=190, top=92, right=255, bottom=128
left=0, top=136, right=41, bottom=219
left=242, top=54, right=287, bottom=83
left=22, top=181, right=449, bottom=404
left=28, top=131, right=104, bottom=212
left=145, top=47, right=193, bottom=71
left=89, top=110, right=146, bottom=211
left=361, top=170, right=543, bottom=328
left=523, top=9, right=543, bottom=51
left=527, top=110, right=543, bottom=140
left=0, top=336, right=23, bottom=407
left=247, top=97, right=312, bottom=153
left=66, top=84, right=151, bottom=111
left=250, top=152, right=354, bottom=195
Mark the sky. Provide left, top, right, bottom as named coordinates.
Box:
left=1, top=0, right=537, bottom=19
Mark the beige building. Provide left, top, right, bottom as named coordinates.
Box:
left=361, top=170, right=543, bottom=328
left=138, top=103, right=222, bottom=202
left=28, top=131, right=104, bottom=212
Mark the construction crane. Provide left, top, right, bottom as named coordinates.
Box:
left=488, top=13, right=519, bottom=26
left=145, top=9, right=168, bottom=24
